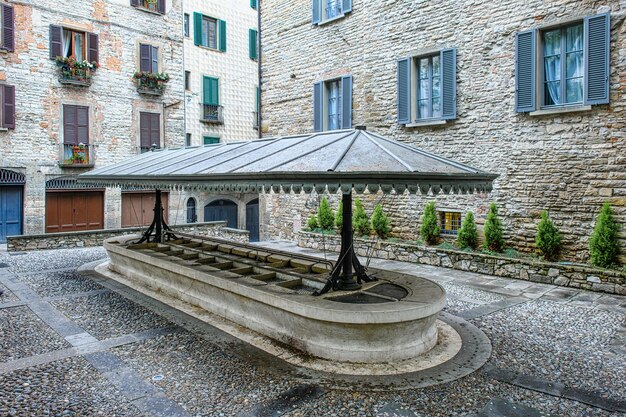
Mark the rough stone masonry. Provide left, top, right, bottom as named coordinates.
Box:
left=259, top=0, right=626, bottom=263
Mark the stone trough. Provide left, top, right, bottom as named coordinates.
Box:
left=103, top=234, right=447, bottom=364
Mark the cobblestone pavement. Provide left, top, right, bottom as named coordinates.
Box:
left=0, top=243, right=624, bottom=417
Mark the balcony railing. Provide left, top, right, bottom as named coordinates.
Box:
left=56, top=57, right=98, bottom=87
left=138, top=144, right=161, bottom=154
left=133, top=0, right=164, bottom=14
left=201, top=104, right=224, bottom=124
left=59, top=143, right=95, bottom=167
left=252, top=111, right=259, bottom=129
left=134, top=72, right=170, bottom=96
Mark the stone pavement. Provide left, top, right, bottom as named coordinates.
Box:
left=0, top=243, right=624, bottom=416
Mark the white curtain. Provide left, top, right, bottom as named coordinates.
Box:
left=328, top=81, right=340, bottom=130
left=62, top=30, right=71, bottom=58
left=74, top=33, right=83, bottom=61
left=543, top=31, right=561, bottom=105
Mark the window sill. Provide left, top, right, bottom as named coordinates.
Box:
left=405, top=120, right=447, bottom=128
left=0, top=127, right=8, bottom=132
left=197, top=45, right=223, bottom=53
left=131, top=5, right=164, bottom=16
left=529, top=105, right=591, bottom=117
left=316, top=13, right=346, bottom=26
left=0, top=48, right=9, bottom=55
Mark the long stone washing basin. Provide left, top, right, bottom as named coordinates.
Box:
left=103, top=235, right=446, bottom=364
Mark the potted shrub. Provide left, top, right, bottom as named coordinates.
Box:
left=56, top=56, right=99, bottom=85
left=134, top=71, right=170, bottom=94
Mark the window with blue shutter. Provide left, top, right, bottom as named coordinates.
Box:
left=397, top=58, right=411, bottom=124
left=313, top=82, right=323, bottom=132
left=515, top=13, right=610, bottom=112
left=312, top=0, right=352, bottom=24
left=313, top=75, right=352, bottom=132
left=440, top=48, right=457, bottom=120
left=341, top=75, right=352, bottom=129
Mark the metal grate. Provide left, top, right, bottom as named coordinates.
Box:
left=45, top=176, right=102, bottom=190
left=440, top=211, right=462, bottom=236
left=0, top=169, right=25, bottom=185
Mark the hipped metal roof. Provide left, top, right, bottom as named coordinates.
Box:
left=78, top=129, right=497, bottom=195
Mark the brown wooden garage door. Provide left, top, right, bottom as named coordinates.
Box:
left=45, top=191, right=104, bottom=233
left=122, top=192, right=168, bottom=227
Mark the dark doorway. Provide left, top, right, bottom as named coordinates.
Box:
left=246, top=198, right=260, bottom=242
left=186, top=198, right=197, bottom=223
left=204, top=199, right=238, bottom=228
left=0, top=186, right=23, bottom=243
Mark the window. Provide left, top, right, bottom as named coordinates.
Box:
left=194, top=13, right=226, bottom=52
left=186, top=198, right=197, bottom=223
left=249, top=29, right=258, bottom=60
left=1, top=4, right=15, bottom=52
left=0, top=84, right=16, bottom=129
left=49, top=26, right=98, bottom=64
left=185, top=71, right=191, bottom=90
left=63, top=105, right=89, bottom=145
left=313, top=75, right=352, bottom=132
left=312, top=0, right=352, bottom=24
left=397, top=49, right=456, bottom=125
left=184, top=13, right=190, bottom=37
left=204, top=136, right=219, bottom=145
left=439, top=211, right=461, bottom=236
left=515, top=13, right=610, bottom=112
left=139, top=44, right=158, bottom=73
left=139, top=112, right=160, bottom=153
left=202, top=76, right=222, bottom=123
left=250, top=0, right=257, bottom=10
left=130, top=0, right=166, bottom=15
left=185, top=133, right=191, bottom=147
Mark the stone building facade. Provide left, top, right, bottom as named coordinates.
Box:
left=259, top=0, right=626, bottom=262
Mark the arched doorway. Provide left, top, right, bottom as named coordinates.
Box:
left=186, top=198, right=197, bottom=223
left=0, top=169, right=25, bottom=243
left=246, top=198, right=260, bottom=242
left=204, top=199, right=238, bottom=228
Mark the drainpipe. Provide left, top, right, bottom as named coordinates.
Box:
left=257, top=0, right=262, bottom=138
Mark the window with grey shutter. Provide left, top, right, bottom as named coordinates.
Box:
left=151, top=46, right=158, bottom=73
left=313, top=81, right=323, bottom=132
left=342, top=0, right=352, bottom=14
left=140, top=112, right=160, bottom=152
left=397, top=58, right=411, bottom=124
left=49, top=25, right=63, bottom=59
left=1, top=84, right=15, bottom=129
left=139, top=44, right=157, bottom=73
left=1, top=4, right=14, bottom=52
left=312, top=0, right=321, bottom=24
left=341, top=75, right=352, bottom=129
left=63, top=105, right=89, bottom=145
left=515, top=29, right=536, bottom=112
left=584, top=13, right=610, bottom=105
left=87, top=33, right=99, bottom=64
left=440, top=48, right=457, bottom=120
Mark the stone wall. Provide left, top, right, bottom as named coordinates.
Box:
left=7, top=221, right=250, bottom=252
left=298, top=231, right=626, bottom=296
left=259, top=0, right=626, bottom=263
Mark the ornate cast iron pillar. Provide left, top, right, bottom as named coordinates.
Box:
left=136, top=189, right=177, bottom=244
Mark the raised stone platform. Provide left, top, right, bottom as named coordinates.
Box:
left=104, top=234, right=447, bottom=364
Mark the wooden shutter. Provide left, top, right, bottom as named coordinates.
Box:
left=515, top=29, right=536, bottom=112
left=584, top=13, right=610, bottom=105
left=341, top=75, right=352, bottom=129
left=130, top=0, right=140, bottom=6
left=63, top=105, right=77, bottom=144
left=1, top=4, right=14, bottom=52
left=397, top=58, right=411, bottom=124
left=218, top=20, right=226, bottom=52
left=150, top=114, right=160, bottom=148
left=440, top=48, right=457, bottom=120
left=193, top=12, right=202, bottom=46
left=139, top=43, right=151, bottom=72
left=249, top=29, right=257, bottom=60
left=140, top=112, right=150, bottom=149
left=151, top=46, right=159, bottom=73
left=76, top=106, right=89, bottom=144
left=312, top=0, right=321, bottom=24
left=87, top=32, right=99, bottom=64
left=2, top=85, right=15, bottom=129
left=313, top=81, right=322, bottom=132
left=342, top=0, right=352, bottom=13
left=49, top=25, right=63, bottom=59
left=157, top=0, right=166, bottom=14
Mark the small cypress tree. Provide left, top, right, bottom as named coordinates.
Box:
left=589, top=203, right=620, bottom=268
left=457, top=211, right=478, bottom=249
left=483, top=203, right=505, bottom=252
left=353, top=199, right=371, bottom=237
left=535, top=211, right=562, bottom=261
left=306, top=215, right=318, bottom=231
left=371, top=204, right=391, bottom=239
left=317, top=197, right=335, bottom=231
left=420, top=201, right=440, bottom=245
left=335, top=200, right=343, bottom=230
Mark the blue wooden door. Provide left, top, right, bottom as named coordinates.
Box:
left=204, top=199, right=238, bottom=228
left=245, top=199, right=259, bottom=242
left=0, top=186, right=23, bottom=243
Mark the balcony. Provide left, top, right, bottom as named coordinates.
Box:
left=201, top=104, right=224, bottom=124
left=59, top=143, right=95, bottom=168
left=134, top=72, right=169, bottom=96
left=56, top=57, right=98, bottom=87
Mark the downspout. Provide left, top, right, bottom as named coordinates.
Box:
left=257, top=0, right=262, bottom=138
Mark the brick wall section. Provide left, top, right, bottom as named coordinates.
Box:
left=298, top=231, right=626, bottom=295
left=7, top=221, right=250, bottom=252
left=0, top=0, right=185, bottom=233
left=259, top=0, right=626, bottom=263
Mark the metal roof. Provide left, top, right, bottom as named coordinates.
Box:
left=78, top=129, right=497, bottom=194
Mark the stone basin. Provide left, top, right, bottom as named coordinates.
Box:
left=103, top=235, right=446, bottom=363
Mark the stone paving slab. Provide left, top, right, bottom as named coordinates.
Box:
left=475, top=397, right=557, bottom=417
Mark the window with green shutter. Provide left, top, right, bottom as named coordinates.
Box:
left=202, top=77, right=222, bottom=124
left=250, top=0, right=257, bottom=10
left=194, top=12, right=226, bottom=52
left=203, top=136, right=220, bottom=145
left=249, top=29, right=258, bottom=60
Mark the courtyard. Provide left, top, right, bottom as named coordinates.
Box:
left=0, top=243, right=623, bottom=417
